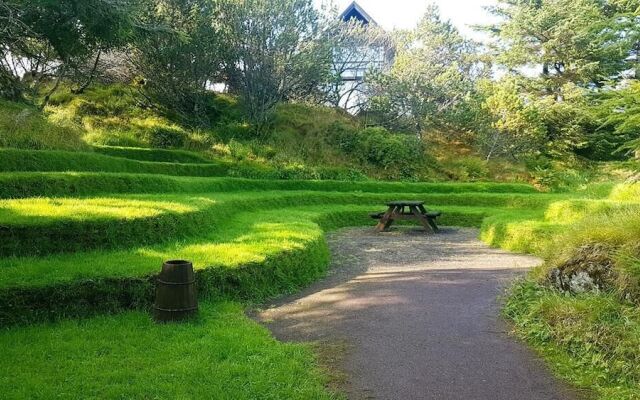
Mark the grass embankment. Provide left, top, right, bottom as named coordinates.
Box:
left=0, top=190, right=534, bottom=257
left=0, top=99, right=87, bottom=151
left=92, top=145, right=215, bottom=163
left=2, top=86, right=534, bottom=182
left=0, top=170, right=534, bottom=198
left=1, top=145, right=637, bottom=399
left=1, top=180, right=544, bottom=325
left=0, top=174, right=544, bottom=399
left=0, top=148, right=367, bottom=181
left=497, top=183, right=640, bottom=400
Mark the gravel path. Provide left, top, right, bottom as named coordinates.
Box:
left=256, top=227, right=583, bottom=400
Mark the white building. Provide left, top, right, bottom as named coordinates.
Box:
left=332, top=1, right=394, bottom=112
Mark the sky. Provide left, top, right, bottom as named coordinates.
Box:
left=314, top=0, right=499, bottom=41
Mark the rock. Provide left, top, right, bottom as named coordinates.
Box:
left=547, top=243, right=615, bottom=294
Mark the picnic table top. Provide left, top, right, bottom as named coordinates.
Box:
left=386, top=200, right=424, bottom=207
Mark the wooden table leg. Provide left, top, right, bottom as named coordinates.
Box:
left=375, top=206, right=396, bottom=232
left=410, top=205, right=435, bottom=233
left=426, top=217, right=439, bottom=232
left=417, top=204, right=439, bottom=232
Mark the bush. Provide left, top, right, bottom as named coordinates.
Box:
left=83, top=129, right=145, bottom=147
left=146, top=126, right=187, bottom=149
left=440, top=157, right=490, bottom=181
left=334, top=126, right=426, bottom=178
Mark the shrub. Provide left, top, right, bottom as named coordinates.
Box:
left=83, top=129, right=145, bottom=147
left=146, top=126, right=187, bottom=149
left=440, top=156, right=490, bottom=181
left=334, top=126, right=425, bottom=178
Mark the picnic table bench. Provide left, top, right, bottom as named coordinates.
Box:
left=370, top=200, right=441, bottom=233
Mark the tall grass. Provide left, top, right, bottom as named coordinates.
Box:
left=0, top=100, right=87, bottom=151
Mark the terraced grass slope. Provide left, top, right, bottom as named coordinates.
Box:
left=1, top=147, right=638, bottom=399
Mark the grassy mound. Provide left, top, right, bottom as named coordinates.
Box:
left=0, top=148, right=232, bottom=177
left=0, top=171, right=536, bottom=199
left=499, top=189, right=640, bottom=400
left=0, top=100, right=87, bottom=151
left=0, top=88, right=533, bottom=183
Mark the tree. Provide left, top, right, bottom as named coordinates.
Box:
left=226, top=0, right=331, bottom=134
left=130, top=0, right=230, bottom=125
left=484, top=0, right=639, bottom=93
left=0, top=1, right=32, bottom=100
left=586, top=81, right=640, bottom=160
left=476, top=77, right=547, bottom=160
left=479, top=0, right=638, bottom=160
left=0, top=0, right=136, bottom=104
left=368, top=5, right=489, bottom=137
left=322, top=18, right=392, bottom=112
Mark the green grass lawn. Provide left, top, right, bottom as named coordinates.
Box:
left=0, top=301, right=339, bottom=400
left=1, top=148, right=639, bottom=399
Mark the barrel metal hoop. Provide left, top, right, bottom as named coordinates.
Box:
left=157, top=279, right=196, bottom=286
left=153, top=306, right=199, bottom=312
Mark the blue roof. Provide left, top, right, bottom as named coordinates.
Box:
left=339, top=1, right=377, bottom=25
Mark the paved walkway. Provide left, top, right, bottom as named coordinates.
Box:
left=256, top=227, right=583, bottom=400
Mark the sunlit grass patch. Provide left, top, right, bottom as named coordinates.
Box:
left=608, top=183, right=640, bottom=202
left=0, top=301, right=338, bottom=400
left=0, top=197, right=202, bottom=225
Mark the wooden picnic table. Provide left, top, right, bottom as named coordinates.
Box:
left=371, top=200, right=440, bottom=233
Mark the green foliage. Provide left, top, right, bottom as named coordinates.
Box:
left=439, top=156, right=490, bottom=181
left=480, top=0, right=639, bottom=162
left=527, top=158, right=597, bottom=191
left=505, top=282, right=640, bottom=400
left=1, top=0, right=136, bottom=102
left=477, top=78, right=546, bottom=159
left=131, top=0, right=230, bottom=124
left=46, top=85, right=198, bottom=149
left=369, top=5, right=487, bottom=134
left=226, top=0, right=330, bottom=133
left=585, top=81, right=640, bottom=160
left=485, top=0, right=636, bottom=89
left=333, top=126, right=426, bottom=178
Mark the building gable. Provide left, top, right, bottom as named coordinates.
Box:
left=338, top=1, right=377, bottom=25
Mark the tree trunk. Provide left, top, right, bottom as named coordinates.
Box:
left=39, top=68, right=64, bottom=110
left=72, top=50, right=102, bottom=94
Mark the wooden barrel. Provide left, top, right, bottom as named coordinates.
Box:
left=153, top=260, right=198, bottom=322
